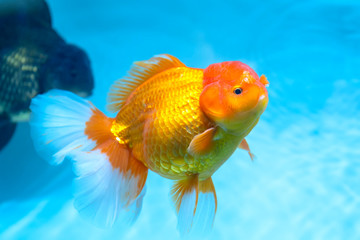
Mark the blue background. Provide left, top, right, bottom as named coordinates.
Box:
left=1, top=0, right=360, bottom=239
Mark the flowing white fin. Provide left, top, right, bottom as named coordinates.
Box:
left=71, top=150, right=147, bottom=227
left=192, top=178, right=217, bottom=236
left=171, top=176, right=217, bottom=237
left=30, top=89, right=148, bottom=227
left=30, top=89, right=96, bottom=165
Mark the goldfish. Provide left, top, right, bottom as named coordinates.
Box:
left=30, top=54, right=269, bottom=236
left=0, top=0, right=94, bottom=151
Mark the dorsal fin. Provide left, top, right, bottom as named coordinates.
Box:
left=107, top=54, right=186, bottom=112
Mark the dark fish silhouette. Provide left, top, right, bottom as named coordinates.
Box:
left=0, top=0, right=94, bottom=150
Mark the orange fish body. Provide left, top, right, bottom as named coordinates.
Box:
left=30, top=54, right=269, bottom=235
left=112, top=65, right=235, bottom=181
left=112, top=66, right=213, bottom=179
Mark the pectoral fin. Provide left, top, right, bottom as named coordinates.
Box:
left=187, top=127, right=216, bottom=157
left=238, top=138, right=255, bottom=161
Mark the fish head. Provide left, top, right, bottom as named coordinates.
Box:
left=41, top=43, right=94, bottom=97
left=200, top=61, right=269, bottom=134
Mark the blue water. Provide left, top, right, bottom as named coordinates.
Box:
left=1, top=0, right=360, bottom=239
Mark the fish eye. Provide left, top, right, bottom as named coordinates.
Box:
left=233, top=87, right=243, bottom=95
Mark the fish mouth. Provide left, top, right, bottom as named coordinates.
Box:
left=256, top=92, right=268, bottom=111
left=259, top=94, right=266, bottom=101
left=256, top=78, right=269, bottom=107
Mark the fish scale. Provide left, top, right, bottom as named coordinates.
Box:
left=112, top=67, right=216, bottom=179
left=0, top=47, right=43, bottom=115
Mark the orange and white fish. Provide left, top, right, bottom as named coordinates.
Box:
left=30, top=54, right=269, bottom=235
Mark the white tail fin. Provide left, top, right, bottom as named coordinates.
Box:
left=71, top=150, right=147, bottom=227
left=30, top=89, right=148, bottom=227
left=30, top=89, right=95, bottom=165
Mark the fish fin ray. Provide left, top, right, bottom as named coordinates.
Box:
left=30, top=89, right=96, bottom=165
left=123, top=185, right=147, bottom=224
left=72, top=149, right=148, bottom=228
left=171, top=175, right=199, bottom=236
left=238, top=138, right=255, bottom=161
left=107, top=54, right=186, bottom=112
left=74, top=109, right=148, bottom=227
left=192, top=177, right=217, bottom=236
left=187, top=127, right=216, bottom=157
left=30, top=89, right=148, bottom=227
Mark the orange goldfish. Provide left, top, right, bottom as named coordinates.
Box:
left=30, top=54, right=269, bottom=235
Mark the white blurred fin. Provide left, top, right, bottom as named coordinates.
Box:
left=72, top=150, right=148, bottom=227
left=171, top=176, right=217, bottom=237
left=192, top=178, right=217, bottom=236
left=30, top=89, right=96, bottom=165
left=29, top=89, right=148, bottom=227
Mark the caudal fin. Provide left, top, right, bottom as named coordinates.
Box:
left=30, top=89, right=148, bottom=227
left=30, top=90, right=96, bottom=164
left=171, top=176, right=217, bottom=237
